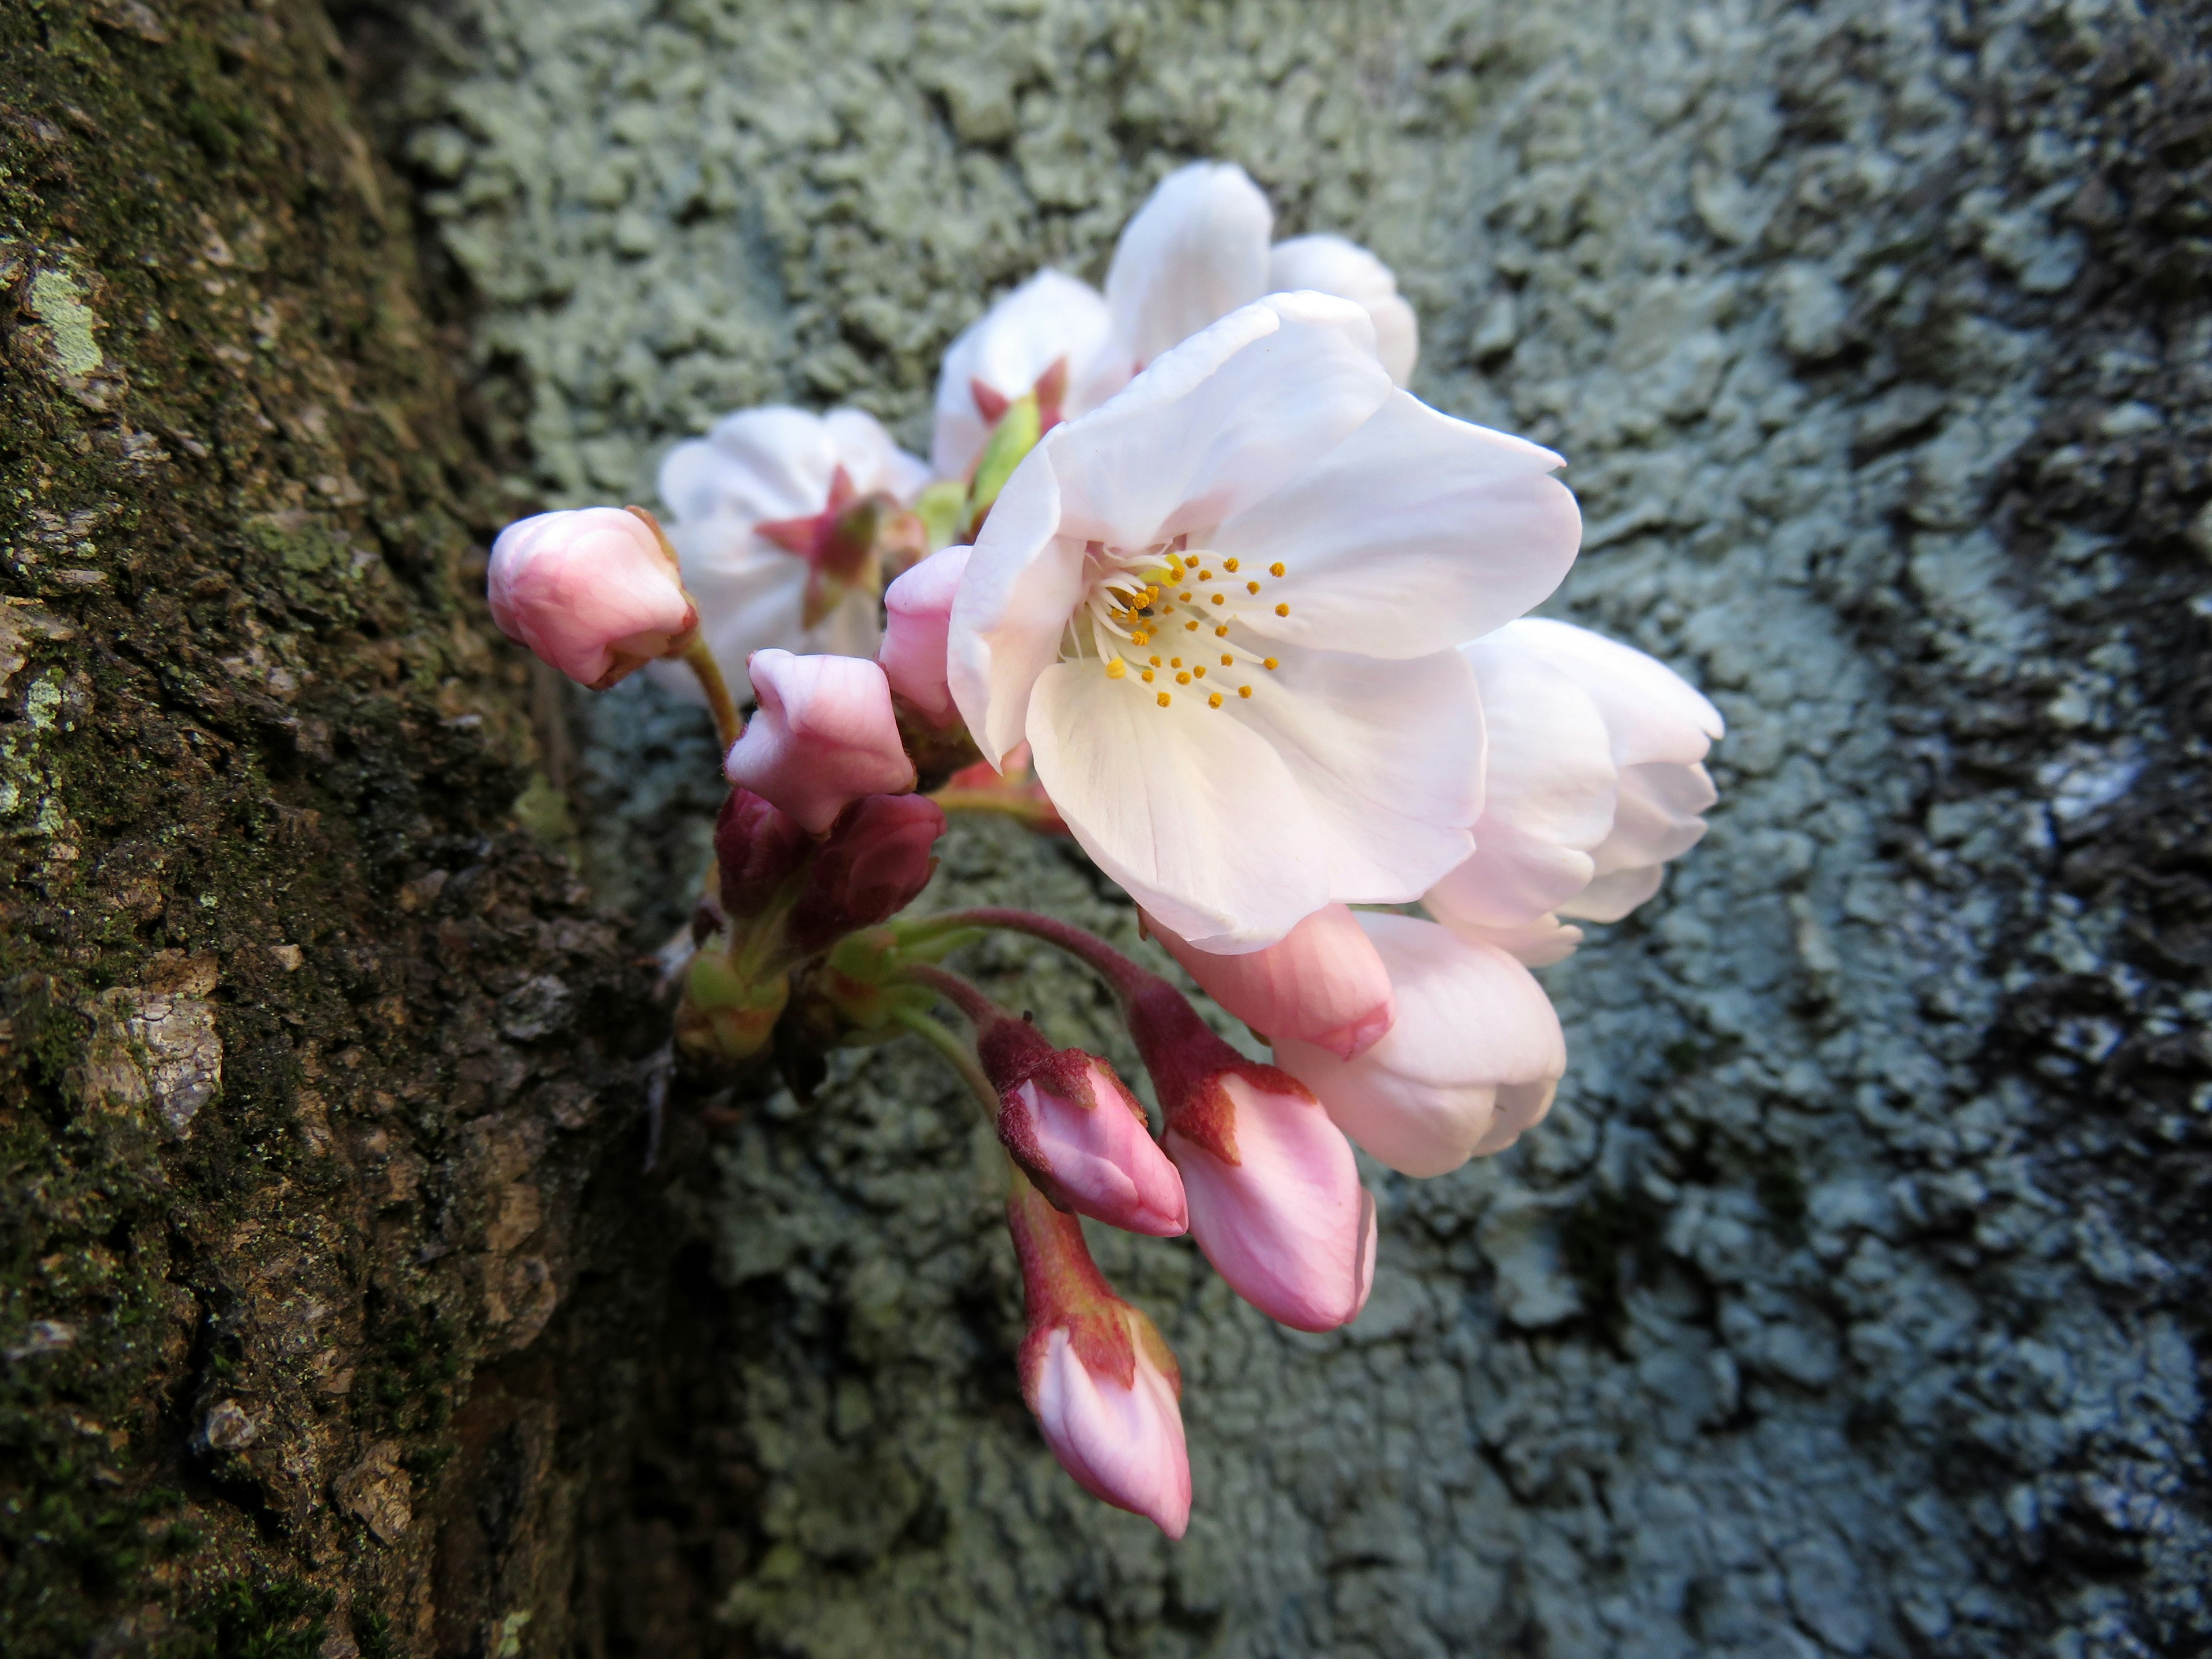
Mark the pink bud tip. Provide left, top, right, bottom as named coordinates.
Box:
left=487, top=507, right=694, bottom=689
left=984, top=1025, right=1186, bottom=1237
left=1151, top=904, right=1396, bottom=1059
left=724, top=650, right=918, bottom=834
left=879, top=544, right=971, bottom=722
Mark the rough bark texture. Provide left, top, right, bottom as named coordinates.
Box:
left=8, top=1, right=2211, bottom=1657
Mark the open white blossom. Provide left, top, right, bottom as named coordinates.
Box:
left=652, top=407, right=929, bottom=698
left=1426, top=619, right=1724, bottom=963
left=947, top=293, right=1581, bottom=951
left=930, top=162, right=1420, bottom=480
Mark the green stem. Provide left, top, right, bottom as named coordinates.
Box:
left=892, top=1006, right=999, bottom=1122
left=679, top=633, right=745, bottom=752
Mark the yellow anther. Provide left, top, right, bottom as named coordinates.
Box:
left=1184, top=620, right=1199, bottom=631
left=1210, top=593, right=1225, bottom=607
left=1132, top=631, right=1148, bottom=645
left=1208, top=692, right=1223, bottom=708
left=1269, top=562, right=1286, bottom=577
left=1214, top=624, right=1229, bottom=637
left=1263, top=657, right=1279, bottom=670
left=1193, top=665, right=1206, bottom=679
left=1274, top=603, right=1290, bottom=617
left=1237, top=684, right=1253, bottom=699
left=1219, top=654, right=1233, bottom=666
left=1247, top=581, right=1262, bottom=594
left=1157, top=692, right=1172, bottom=707
left=1224, top=558, right=1240, bottom=572
left=1106, top=658, right=1126, bottom=679
left=1149, top=656, right=1161, bottom=666
left=1175, top=671, right=1191, bottom=685
left=1179, top=592, right=1193, bottom=602
left=1141, top=669, right=1155, bottom=683
left=1170, top=656, right=1182, bottom=666
left=1198, top=569, right=1213, bottom=581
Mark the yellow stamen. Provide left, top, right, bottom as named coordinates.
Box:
left=1224, top=558, right=1240, bottom=572
left=1184, top=620, right=1198, bottom=631
left=1237, top=684, right=1252, bottom=699
left=1175, top=671, right=1191, bottom=685
left=1208, top=692, right=1222, bottom=708
left=1142, top=669, right=1155, bottom=683
left=1274, top=603, right=1289, bottom=617
left=1105, top=658, right=1126, bottom=679
left=1269, top=562, right=1285, bottom=577
left=1214, top=624, right=1229, bottom=637
left=1149, top=656, right=1161, bottom=666
left=1198, top=569, right=1213, bottom=580
left=1132, top=631, right=1148, bottom=645
left=1170, top=656, right=1181, bottom=666
left=1210, top=593, right=1226, bottom=606
left=1157, top=692, right=1171, bottom=707
left=1179, top=591, right=1193, bottom=602
left=1263, top=657, right=1278, bottom=670
left=1192, top=665, right=1206, bottom=678
left=1219, top=654, right=1233, bottom=666
left=1246, top=581, right=1261, bottom=594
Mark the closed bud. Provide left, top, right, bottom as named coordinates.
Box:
left=713, top=788, right=810, bottom=922
left=1150, top=903, right=1395, bottom=1060
left=724, top=651, right=917, bottom=834
left=979, top=1015, right=1187, bottom=1237
left=785, top=793, right=946, bottom=956
left=1008, top=1180, right=1191, bottom=1539
left=879, top=545, right=970, bottom=724
left=487, top=507, right=695, bottom=689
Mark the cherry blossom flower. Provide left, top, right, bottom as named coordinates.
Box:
left=1147, top=903, right=1395, bottom=1059
left=930, top=163, right=1422, bottom=483
left=487, top=507, right=695, bottom=689
left=1274, top=912, right=1565, bottom=1177
left=654, top=407, right=929, bottom=692
left=722, top=651, right=916, bottom=834
left=1426, top=620, right=1723, bottom=963
left=946, top=291, right=1581, bottom=950
left=1009, top=1181, right=1191, bottom=1536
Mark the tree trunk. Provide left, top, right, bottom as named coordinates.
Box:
left=6, top=2, right=2209, bottom=1658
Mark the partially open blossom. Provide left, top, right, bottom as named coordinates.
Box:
left=785, top=793, right=945, bottom=955
left=978, top=1012, right=1186, bottom=1236
left=1268, top=234, right=1418, bottom=387
left=654, top=407, right=929, bottom=692
left=1009, top=1180, right=1190, bottom=1536
left=1426, top=620, right=1722, bottom=963
left=1275, top=912, right=1564, bottom=1177
left=879, top=545, right=971, bottom=722
left=1125, top=976, right=1374, bottom=1331
left=1094, top=161, right=1274, bottom=392
left=948, top=292, right=1580, bottom=950
left=931, top=273, right=1111, bottom=480
left=487, top=507, right=696, bottom=689
left=1149, top=903, right=1395, bottom=1060
left=714, top=788, right=812, bottom=921
left=724, top=651, right=917, bottom=834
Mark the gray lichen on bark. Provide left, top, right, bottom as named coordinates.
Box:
left=401, top=0, right=2212, bottom=1653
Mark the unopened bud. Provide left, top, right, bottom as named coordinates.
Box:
left=785, top=793, right=946, bottom=956
left=714, top=788, right=810, bottom=922
left=487, top=507, right=695, bottom=690
left=675, top=951, right=790, bottom=1065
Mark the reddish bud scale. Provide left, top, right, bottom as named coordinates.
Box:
left=1122, top=976, right=1324, bottom=1164
left=714, top=788, right=811, bottom=921
left=1007, top=1183, right=1179, bottom=1400
left=786, top=793, right=946, bottom=956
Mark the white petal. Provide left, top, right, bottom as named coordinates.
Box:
left=945, top=461, right=1082, bottom=767
left=1046, top=294, right=1393, bottom=552
left=1104, top=161, right=1271, bottom=372
left=1592, top=761, right=1717, bottom=876
left=1431, top=911, right=1586, bottom=967
left=1210, top=392, right=1581, bottom=659
left=931, top=270, right=1113, bottom=478
left=1025, top=661, right=1329, bottom=950
left=823, top=407, right=932, bottom=502
left=1268, top=233, right=1419, bottom=385
left=1425, top=820, right=1596, bottom=930
left=1559, top=863, right=1666, bottom=923
left=1463, top=637, right=1618, bottom=849
left=1491, top=618, right=1723, bottom=764
left=1220, top=638, right=1482, bottom=904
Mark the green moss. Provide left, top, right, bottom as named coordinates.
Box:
left=190, top=1578, right=332, bottom=1659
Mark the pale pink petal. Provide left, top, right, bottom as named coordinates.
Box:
left=1215, top=638, right=1483, bottom=905
left=1267, top=233, right=1419, bottom=386
left=1433, top=911, right=1586, bottom=968
left=1590, top=761, right=1718, bottom=874
left=1166, top=1074, right=1368, bottom=1331
left=1425, top=820, right=1597, bottom=932
left=1210, top=392, right=1581, bottom=660
left=1012, top=1060, right=1188, bottom=1237
left=1103, top=161, right=1272, bottom=375
left=1491, top=618, right=1724, bottom=763
left=1275, top=914, right=1564, bottom=1177
left=931, top=270, right=1113, bottom=478
left=487, top=508, right=694, bottom=688
left=1559, top=863, right=1668, bottom=924
left=1150, top=904, right=1396, bottom=1059
left=880, top=546, right=972, bottom=719
left=1024, top=661, right=1330, bottom=950
left=945, top=461, right=1083, bottom=767
left=1032, top=1328, right=1192, bottom=1537
left=722, top=651, right=916, bottom=833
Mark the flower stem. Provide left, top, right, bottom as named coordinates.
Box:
left=678, top=634, right=745, bottom=752
left=898, top=960, right=1005, bottom=1026
left=904, top=906, right=1158, bottom=1003
left=890, top=1005, right=999, bottom=1122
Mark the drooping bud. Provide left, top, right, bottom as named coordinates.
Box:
left=879, top=545, right=971, bottom=723
left=978, top=1014, right=1186, bottom=1237
left=1149, top=903, right=1395, bottom=1060
left=785, top=793, right=946, bottom=956
left=1127, top=979, right=1374, bottom=1332
left=724, top=650, right=918, bottom=834
left=713, top=788, right=811, bottom=922
left=1275, top=913, right=1565, bottom=1177
left=1007, top=1177, right=1191, bottom=1539
left=487, top=506, right=696, bottom=689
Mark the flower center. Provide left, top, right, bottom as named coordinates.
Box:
left=1066, top=535, right=1287, bottom=710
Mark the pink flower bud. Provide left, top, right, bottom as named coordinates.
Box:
left=1129, top=982, right=1374, bottom=1332
left=978, top=1016, right=1186, bottom=1237
left=879, top=545, right=971, bottom=722
left=785, top=793, right=946, bottom=955
left=1009, top=1182, right=1191, bottom=1538
left=724, top=650, right=918, bottom=833
left=713, top=789, right=810, bottom=922
left=1149, top=904, right=1395, bottom=1060
left=1275, top=913, right=1565, bottom=1177
left=487, top=507, right=696, bottom=689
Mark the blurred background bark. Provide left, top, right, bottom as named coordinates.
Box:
left=4, top=1, right=2208, bottom=1656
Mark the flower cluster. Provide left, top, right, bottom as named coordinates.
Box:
left=483, top=162, right=1722, bottom=1537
